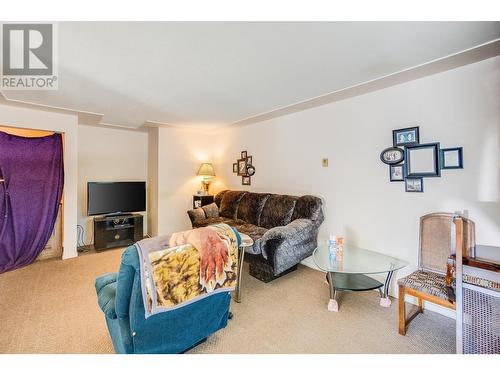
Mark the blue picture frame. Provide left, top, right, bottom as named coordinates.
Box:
left=441, top=147, right=463, bottom=169
left=393, top=126, right=419, bottom=147
left=404, top=142, right=441, bottom=178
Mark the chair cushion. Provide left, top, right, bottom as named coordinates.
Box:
left=97, top=280, right=118, bottom=319
left=260, top=194, right=297, bottom=229
left=202, top=202, right=219, bottom=218
left=398, top=270, right=448, bottom=300
left=219, top=191, right=247, bottom=219
left=236, top=193, right=270, bottom=225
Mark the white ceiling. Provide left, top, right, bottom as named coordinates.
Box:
left=3, top=22, right=500, bottom=129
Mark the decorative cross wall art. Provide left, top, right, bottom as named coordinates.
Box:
left=380, top=126, right=463, bottom=192
left=232, top=151, right=255, bottom=185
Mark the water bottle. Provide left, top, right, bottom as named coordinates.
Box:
left=337, top=237, right=344, bottom=261
left=328, top=235, right=338, bottom=258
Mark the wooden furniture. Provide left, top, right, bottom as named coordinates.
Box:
left=456, top=244, right=500, bottom=353
left=192, top=194, right=214, bottom=209
left=398, top=213, right=475, bottom=335
left=93, top=214, right=143, bottom=251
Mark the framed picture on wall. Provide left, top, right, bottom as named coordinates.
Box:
left=393, top=126, right=419, bottom=147
left=246, top=164, right=255, bottom=176
left=246, top=156, right=252, bottom=165
left=405, top=177, right=424, bottom=193
left=237, top=158, right=247, bottom=176
left=242, top=175, right=251, bottom=185
left=232, top=163, right=238, bottom=173
left=241, top=151, right=247, bottom=159
left=389, top=164, right=404, bottom=182
left=441, top=147, right=463, bottom=169
left=380, top=147, right=404, bottom=165
left=404, top=142, right=440, bottom=178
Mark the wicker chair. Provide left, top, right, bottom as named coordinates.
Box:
left=398, top=213, right=475, bottom=335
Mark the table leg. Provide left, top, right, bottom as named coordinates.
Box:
left=327, top=272, right=339, bottom=312
left=380, top=270, right=394, bottom=307
left=234, top=245, right=245, bottom=303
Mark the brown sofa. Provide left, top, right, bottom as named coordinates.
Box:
left=187, top=190, right=324, bottom=282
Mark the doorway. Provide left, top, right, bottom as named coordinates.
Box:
left=0, top=125, right=64, bottom=261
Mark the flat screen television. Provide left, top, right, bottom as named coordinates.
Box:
left=87, top=181, right=146, bottom=216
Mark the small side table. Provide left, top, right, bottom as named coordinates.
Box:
left=234, top=233, right=253, bottom=303
left=193, top=194, right=214, bottom=209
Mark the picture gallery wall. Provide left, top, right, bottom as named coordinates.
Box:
left=380, top=126, right=463, bottom=192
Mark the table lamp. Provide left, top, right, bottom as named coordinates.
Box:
left=197, top=163, right=215, bottom=195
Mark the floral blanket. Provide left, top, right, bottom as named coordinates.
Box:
left=136, top=223, right=240, bottom=317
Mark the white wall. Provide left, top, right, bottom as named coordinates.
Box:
left=0, top=103, right=79, bottom=259
left=155, top=127, right=228, bottom=235
left=147, top=127, right=159, bottom=237
left=77, top=125, right=149, bottom=243
left=213, top=56, right=500, bottom=313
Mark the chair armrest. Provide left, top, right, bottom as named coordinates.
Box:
left=95, top=273, right=118, bottom=319
left=95, top=272, right=118, bottom=294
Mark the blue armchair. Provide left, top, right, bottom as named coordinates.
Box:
left=95, top=245, right=231, bottom=354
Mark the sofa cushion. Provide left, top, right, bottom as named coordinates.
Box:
left=193, top=217, right=230, bottom=228
left=234, top=223, right=267, bottom=241
left=219, top=191, right=246, bottom=219
left=193, top=217, right=246, bottom=228
left=236, top=193, right=270, bottom=225
left=259, top=194, right=297, bottom=229
left=233, top=222, right=267, bottom=255
left=292, top=195, right=323, bottom=221
left=202, top=202, right=219, bottom=218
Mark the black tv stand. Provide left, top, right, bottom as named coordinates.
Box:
left=103, top=212, right=131, bottom=218
left=93, top=213, right=143, bottom=251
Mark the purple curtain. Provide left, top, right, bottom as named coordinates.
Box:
left=0, top=131, right=64, bottom=273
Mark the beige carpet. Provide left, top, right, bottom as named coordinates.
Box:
left=0, top=249, right=455, bottom=354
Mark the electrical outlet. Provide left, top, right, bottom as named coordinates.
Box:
left=322, top=158, right=329, bottom=167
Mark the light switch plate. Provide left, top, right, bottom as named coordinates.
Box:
left=322, top=158, right=329, bottom=167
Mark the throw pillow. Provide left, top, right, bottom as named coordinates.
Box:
left=187, top=207, right=206, bottom=225
left=202, top=202, right=219, bottom=218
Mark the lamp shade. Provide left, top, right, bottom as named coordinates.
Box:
left=197, top=163, right=215, bottom=177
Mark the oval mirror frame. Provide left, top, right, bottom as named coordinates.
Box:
left=380, top=147, right=404, bottom=165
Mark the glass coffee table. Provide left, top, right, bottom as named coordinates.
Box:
left=313, top=244, right=408, bottom=312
